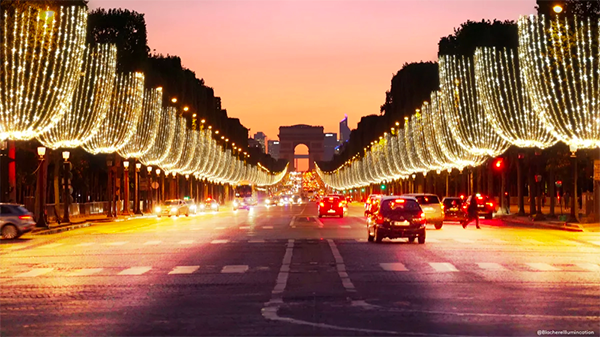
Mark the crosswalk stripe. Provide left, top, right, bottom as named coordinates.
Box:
left=557, top=240, right=582, bottom=245
left=249, top=239, right=265, bottom=243
left=477, top=263, right=507, bottom=271
left=340, top=225, right=352, bottom=229
left=429, top=262, right=458, bottom=272
left=211, top=239, right=229, bottom=244
left=68, top=268, right=103, bottom=276
left=106, top=241, right=128, bottom=246
left=262, top=226, right=273, bottom=229
left=454, top=239, right=474, bottom=243
left=118, top=267, right=152, bottom=275
left=576, top=263, right=600, bottom=271
left=144, top=241, right=162, bottom=245
left=221, top=265, right=249, bottom=273
left=589, top=241, right=600, bottom=246
left=39, top=243, right=64, bottom=248
left=14, top=268, right=54, bottom=278
left=76, top=242, right=95, bottom=247
left=526, top=263, right=560, bottom=271
left=380, top=263, right=408, bottom=271
left=178, top=240, right=194, bottom=244
left=168, top=266, right=199, bottom=275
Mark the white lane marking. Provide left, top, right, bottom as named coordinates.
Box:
left=190, top=227, right=201, bottom=231
left=429, top=262, right=459, bottom=272
left=178, top=240, right=194, bottom=244
left=476, top=263, right=507, bottom=271
left=327, top=239, right=356, bottom=292
left=263, top=226, right=273, bottom=229
left=380, top=263, right=409, bottom=271
left=249, top=239, right=265, bottom=243
left=118, top=267, right=152, bottom=275
left=576, top=263, right=600, bottom=271
left=106, top=241, right=128, bottom=246
left=14, top=268, right=54, bottom=278
left=168, top=266, right=200, bottom=275
left=522, top=239, right=545, bottom=245
left=526, top=263, right=560, bottom=271
left=144, top=241, right=162, bottom=245
left=76, top=242, right=96, bottom=247
left=68, top=268, right=103, bottom=276
left=239, top=226, right=250, bottom=230
left=272, top=239, right=294, bottom=295
left=340, top=225, right=352, bottom=229
left=221, top=265, right=249, bottom=273
left=315, top=217, right=324, bottom=227
left=215, top=227, right=226, bottom=230
left=454, top=238, right=474, bottom=243
left=557, top=239, right=582, bottom=245
left=39, top=243, right=64, bottom=248
left=211, top=239, right=229, bottom=244
left=589, top=241, right=600, bottom=246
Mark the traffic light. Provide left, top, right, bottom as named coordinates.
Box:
left=380, top=184, right=386, bottom=190
left=493, top=157, right=504, bottom=170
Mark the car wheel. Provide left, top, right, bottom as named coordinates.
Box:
left=339, top=213, right=344, bottom=218
left=1, top=224, right=19, bottom=240
left=418, top=231, right=426, bottom=244
left=434, top=223, right=443, bottom=229
left=186, top=213, right=189, bottom=217
left=408, top=236, right=416, bottom=243
left=367, top=227, right=374, bottom=242
left=318, top=214, right=323, bottom=218
left=374, top=227, right=383, bottom=243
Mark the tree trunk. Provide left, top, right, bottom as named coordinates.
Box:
left=528, top=155, right=536, bottom=216
left=548, top=165, right=556, bottom=217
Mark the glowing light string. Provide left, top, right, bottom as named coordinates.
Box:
left=139, top=107, right=176, bottom=167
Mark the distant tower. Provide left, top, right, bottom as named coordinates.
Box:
left=339, top=115, right=350, bottom=144
left=323, top=132, right=338, bottom=161
left=253, top=132, right=267, bottom=153
left=267, top=140, right=280, bottom=159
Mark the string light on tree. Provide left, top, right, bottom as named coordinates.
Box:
left=158, top=116, right=186, bottom=171
left=118, top=87, right=163, bottom=159
left=1, top=5, right=87, bottom=140
left=139, top=107, right=176, bottom=166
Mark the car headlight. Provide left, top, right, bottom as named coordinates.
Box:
left=233, top=201, right=238, bottom=207
left=155, top=206, right=161, bottom=213
left=190, top=205, right=196, bottom=210
left=265, top=199, right=270, bottom=204
left=211, top=203, right=218, bottom=209
left=200, top=204, right=205, bottom=209
left=171, top=207, right=177, bottom=213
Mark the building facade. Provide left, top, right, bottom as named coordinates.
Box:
left=323, top=132, right=338, bottom=161
left=267, top=140, right=280, bottom=159
left=253, top=132, right=266, bottom=153
left=339, top=115, right=350, bottom=144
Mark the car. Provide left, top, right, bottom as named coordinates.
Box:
left=364, top=194, right=383, bottom=218
left=0, top=204, right=35, bottom=239
left=264, top=196, right=278, bottom=206
left=464, top=194, right=497, bottom=219
left=155, top=199, right=189, bottom=217
left=233, top=196, right=257, bottom=210
left=441, top=197, right=468, bottom=225
left=346, top=196, right=354, bottom=203
left=200, top=197, right=220, bottom=212
left=401, top=193, right=444, bottom=229
left=318, top=195, right=348, bottom=218
left=185, top=199, right=198, bottom=214
left=366, top=196, right=426, bottom=244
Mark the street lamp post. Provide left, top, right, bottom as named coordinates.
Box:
left=156, top=169, right=162, bottom=205
left=135, top=162, right=142, bottom=215
left=147, top=166, right=152, bottom=212
left=569, top=145, right=579, bottom=223
left=107, top=158, right=113, bottom=218
left=172, top=172, right=177, bottom=199
left=35, top=147, right=48, bottom=228
left=123, top=161, right=130, bottom=215
left=62, top=151, right=71, bottom=224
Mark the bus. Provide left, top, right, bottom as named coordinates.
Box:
left=233, top=181, right=258, bottom=210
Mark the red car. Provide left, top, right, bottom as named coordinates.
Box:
left=318, top=195, right=347, bottom=218
left=463, top=194, right=497, bottom=219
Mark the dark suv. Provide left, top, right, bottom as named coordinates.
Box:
left=464, top=194, right=497, bottom=219
left=442, top=197, right=468, bottom=224
left=366, top=196, right=426, bottom=244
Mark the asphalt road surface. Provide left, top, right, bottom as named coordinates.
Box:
left=1, top=203, right=599, bottom=336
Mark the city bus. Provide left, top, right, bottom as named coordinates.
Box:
left=233, top=180, right=258, bottom=210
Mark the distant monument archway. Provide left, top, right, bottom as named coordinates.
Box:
left=278, top=125, right=324, bottom=171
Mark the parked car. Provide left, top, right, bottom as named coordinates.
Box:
left=318, top=195, right=348, bottom=218
left=155, top=199, right=189, bottom=217
left=401, top=193, right=444, bottom=229
left=364, top=194, right=383, bottom=218
left=0, top=204, right=35, bottom=239
left=366, top=196, right=426, bottom=244
left=441, top=197, right=468, bottom=225
left=464, top=194, right=497, bottom=219
left=185, top=199, right=198, bottom=214
left=200, top=197, right=220, bottom=212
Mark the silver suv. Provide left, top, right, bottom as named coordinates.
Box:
left=1, top=204, right=35, bottom=239
left=401, top=194, right=444, bottom=229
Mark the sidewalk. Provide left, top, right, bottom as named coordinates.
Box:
left=495, top=204, right=600, bottom=232
left=31, top=213, right=152, bottom=235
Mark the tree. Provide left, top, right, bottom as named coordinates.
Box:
left=438, top=19, right=517, bottom=57
left=536, top=0, right=600, bottom=20
left=87, top=8, right=149, bottom=73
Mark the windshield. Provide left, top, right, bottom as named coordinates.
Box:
left=235, top=184, right=253, bottom=198
left=412, top=195, right=440, bottom=204
left=443, top=198, right=462, bottom=207
left=164, top=200, right=179, bottom=206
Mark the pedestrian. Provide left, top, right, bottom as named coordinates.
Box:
left=463, top=193, right=481, bottom=229
left=563, top=192, right=570, bottom=210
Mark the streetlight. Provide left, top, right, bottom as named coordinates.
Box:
left=134, top=162, right=142, bottom=215
left=147, top=166, right=153, bottom=212
left=183, top=106, right=189, bottom=112
left=62, top=151, right=71, bottom=223
left=156, top=168, right=161, bottom=205
left=171, top=98, right=177, bottom=103
left=172, top=172, right=177, bottom=199
left=201, top=119, right=205, bottom=124
left=123, top=161, right=130, bottom=215
left=553, top=4, right=563, bottom=13
left=35, top=146, right=48, bottom=228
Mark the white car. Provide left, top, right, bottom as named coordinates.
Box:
left=401, top=193, right=444, bottom=229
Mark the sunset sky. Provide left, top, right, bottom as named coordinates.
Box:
left=89, top=0, right=536, bottom=170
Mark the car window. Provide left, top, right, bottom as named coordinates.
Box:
left=443, top=199, right=461, bottom=207
left=380, top=199, right=421, bottom=214
left=165, top=201, right=178, bottom=206
left=413, top=195, right=440, bottom=204
left=0, top=205, right=14, bottom=214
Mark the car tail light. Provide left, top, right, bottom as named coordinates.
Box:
left=413, top=212, right=426, bottom=224
left=441, top=205, right=445, bottom=210
left=19, top=215, right=33, bottom=220
left=338, top=202, right=344, bottom=207
left=487, top=202, right=494, bottom=207
left=319, top=202, right=324, bottom=207
left=375, top=214, right=384, bottom=224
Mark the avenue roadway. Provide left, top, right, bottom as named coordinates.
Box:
left=1, top=203, right=599, bottom=336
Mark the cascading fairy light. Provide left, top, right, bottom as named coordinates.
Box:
left=139, top=107, right=176, bottom=167
left=82, top=72, right=144, bottom=154
left=475, top=47, right=557, bottom=149
left=391, top=133, right=410, bottom=178
left=421, top=95, right=453, bottom=170
left=183, top=131, right=204, bottom=176
left=439, top=55, right=510, bottom=157
left=196, top=130, right=213, bottom=179
left=403, top=120, right=424, bottom=174
left=38, top=43, right=117, bottom=149
left=1, top=5, right=87, bottom=140
left=383, top=133, right=399, bottom=180
left=431, top=90, right=487, bottom=169
left=203, top=138, right=219, bottom=180
left=118, top=87, right=163, bottom=159
left=518, top=15, right=599, bottom=149
left=411, top=110, right=440, bottom=173
left=158, top=115, right=185, bottom=171
left=173, top=128, right=198, bottom=173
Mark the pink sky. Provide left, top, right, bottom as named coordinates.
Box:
left=89, top=0, right=535, bottom=170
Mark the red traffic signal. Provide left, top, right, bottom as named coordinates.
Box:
left=493, top=158, right=504, bottom=170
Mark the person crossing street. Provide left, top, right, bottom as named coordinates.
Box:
left=463, top=193, right=481, bottom=229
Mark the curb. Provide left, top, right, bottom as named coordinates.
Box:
left=499, top=217, right=584, bottom=232
left=32, top=222, right=93, bottom=235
